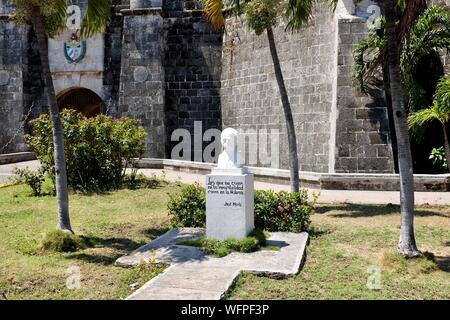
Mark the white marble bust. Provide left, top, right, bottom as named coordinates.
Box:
left=217, top=128, right=242, bottom=169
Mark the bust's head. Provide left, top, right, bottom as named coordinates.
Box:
left=221, top=128, right=238, bottom=153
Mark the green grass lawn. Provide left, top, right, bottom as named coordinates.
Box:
left=0, top=182, right=449, bottom=300
left=0, top=182, right=179, bottom=300
left=228, top=203, right=450, bottom=300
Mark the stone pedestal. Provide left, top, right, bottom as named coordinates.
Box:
left=206, top=168, right=254, bottom=241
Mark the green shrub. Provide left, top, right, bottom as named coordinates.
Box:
left=13, top=167, right=45, bottom=196
left=167, top=183, right=206, bottom=227
left=254, top=189, right=315, bottom=232
left=429, top=147, right=448, bottom=172
left=167, top=185, right=316, bottom=232
left=25, top=110, right=147, bottom=193
left=40, top=230, right=90, bottom=253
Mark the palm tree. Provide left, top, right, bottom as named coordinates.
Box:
left=354, top=1, right=449, bottom=257
left=353, top=5, right=450, bottom=112
left=201, top=0, right=336, bottom=192
left=383, top=0, right=420, bottom=258
left=11, top=0, right=110, bottom=233
left=408, top=77, right=450, bottom=169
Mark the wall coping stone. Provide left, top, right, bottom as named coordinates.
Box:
left=136, top=158, right=450, bottom=192
left=0, top=152, right=36, bottom=165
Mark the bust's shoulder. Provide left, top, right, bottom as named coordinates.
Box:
left=218, top=152, right=227, bottom=160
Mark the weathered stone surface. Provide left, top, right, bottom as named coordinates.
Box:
left=131, top=0, right=162, bottom=9
left=333, top=16, right=395, bottom=174
left=118, top=12, right=166, bottom=158
left=0, top=17, right=28, bottom=154
left=0, top=0, right=409, bottom=175
left=0, top=152, right=35, bottom=165
left=221, top=3, right=336, bottom=173
left=133, top=66, right=149, bottom=83
left=163, top=6, right=222, bottom=160
left=220, top=1, right=395, bottom=174
left=0, top=70, right=9, bottom=85
left=121, top=228, right=309, bottom=300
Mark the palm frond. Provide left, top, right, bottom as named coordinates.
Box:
left=407, top=106, right=439, bottom=139
left=352, top=28, right=386, bottom=93
left=201, top=0, right=226, bottom=31
left=11, top=0, right=68, bottom=37
left=285, top=0, right=315, bottom=31
left=434, top=76, right=450, bottom=115
left=406, top=79, right=429, bottom=112
left=80, top=0, right=111, bottom=38
left=402, top=6, right=450, bottom=72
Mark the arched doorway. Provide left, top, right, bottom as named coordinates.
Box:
left=57, top=87, right=103, bottom=117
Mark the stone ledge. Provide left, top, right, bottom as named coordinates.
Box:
left=120, top=7, right=163, bottom=16
left=136, top=158, right=450, bottom=192
left=0, top=152, right=36, bottom=165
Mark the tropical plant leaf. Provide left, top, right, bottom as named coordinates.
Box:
left=80, top=0, right=111, bottom=38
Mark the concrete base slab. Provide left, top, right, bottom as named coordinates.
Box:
left=119, top=228, right=309, bottom=300
left=115, top=228, right=206, bottom=266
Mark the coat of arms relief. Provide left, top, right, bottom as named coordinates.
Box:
left=63, top=4, right=87, bottom=64
left=64, top=32, right=87, bottom=64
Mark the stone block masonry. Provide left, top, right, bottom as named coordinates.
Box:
left=118, top=1, right=222, bottom=159
left=118, top=10, right=166, bottom=158
left=0, top=0, right=399, bottom=175
left=221, top=3, right=336, bottom=173
left=0, top=14, right=28, bottom=153
left=163, top=7, right=222, bottom=160
left=221, top=1, right=395, bottom=173
left=333, top=17, right=395, bottom=173
left=103, top=4, right=125, bottom=116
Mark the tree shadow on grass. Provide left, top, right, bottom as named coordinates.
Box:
left=66, top=252, right=122, bottom=266
left=422, top=251, right=450, bottom=273
left=65, top=236, right=147, bottom=266
left=434, top=255, right=450, bottom=273
left=140, top=227, right=171, bottom=240
left=64, top=226, right=174, bottom=266
left=315, top=203, right=449, bottom=218
left=308, top=226, right=333, bottom=239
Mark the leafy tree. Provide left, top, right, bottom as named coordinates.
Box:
left=201, top=0, right=337, bottom=192
left=11, top=0, right=110, bottom=233
left=408, top=77, right=450, bottom=170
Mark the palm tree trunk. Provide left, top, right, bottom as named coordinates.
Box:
left=384, top=0, right=419, bottom=257
left=31, top=7, right=73, bottom=233
left=266, top=27, right=300, bottom=192
left=382, top=61, right=399, bottom=173
left=442, top=123, right=450, bottom=172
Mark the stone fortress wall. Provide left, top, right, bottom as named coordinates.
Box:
left=0, top=0, right=29, bottom=153
left=1, top=0, right=446, bottom=173
left=221, top=0, right=395, bottom=173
